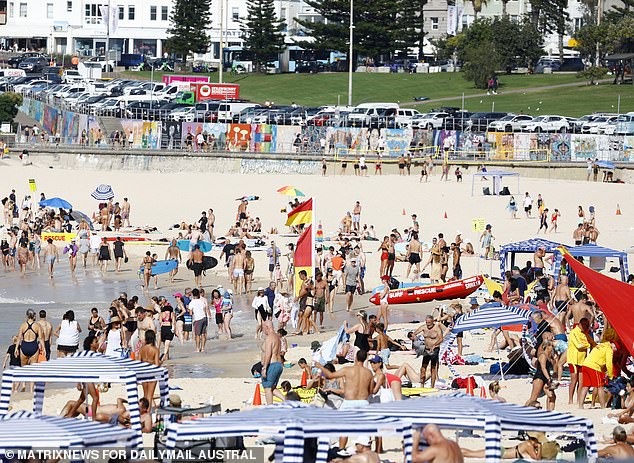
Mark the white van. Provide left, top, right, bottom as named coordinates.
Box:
left=347, top=102, right=399, bottom=127
left=0, top=69, right=26, bottom=78
left=62, top=69, right=83, bottom=83
left=217, top=102, right=260, bottom=122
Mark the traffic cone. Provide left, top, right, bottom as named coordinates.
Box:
left=130, top=351, right=135, bottom=360
left=465, top=377, right=474, bottom=396
left=252, top=384, right=262, bottom=406
left=300, top=370, right=308, bottom=387
left=402, top=208, right=406, bottom=216
left=479, top=386, right=487, bottom=398
left=617, top=204, right=622, bottom=215
left=444, top=211, right=448, bottom=219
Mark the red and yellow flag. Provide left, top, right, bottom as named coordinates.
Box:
left=294, top=224, right=313, bottom=296
left=286, top=198, right=313, bottom=227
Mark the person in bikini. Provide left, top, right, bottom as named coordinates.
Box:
left=463, top=437, right=543, bottom=460
left=141, top=251, right=154, bottom=292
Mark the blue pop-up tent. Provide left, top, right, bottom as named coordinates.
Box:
left=553, top=244, right=629, bottom=283
left=499, top=238, right=564, bottom=278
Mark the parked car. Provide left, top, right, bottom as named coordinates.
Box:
left=616, top=113, right=634, bottom=135
left=347, top=103, right=399, bottom=127
left=488, top=114, right=534, bottom=132
left=193, top=102, right=221, bottom=121
left=559, top=57, right=585, bottom=72
left=520, top=115, right=570, bottom=132
left=18, top=57, right=48, bottom=73
left=466, top=112, right=508, bottom=131
left=395, top=108, right=422, bottom=127
left=581, top=115, right=618, bottom=134
left=8, top=52, right=46, bottom=69
left=534, top=58, right=561, bottom=74
left=295, top=61, right=327, bottom=73
left=443, top=111, right=474, bottom=130
left=411, top=112, right=449, bottom=129
left=62, top=70, right=83, bottom=83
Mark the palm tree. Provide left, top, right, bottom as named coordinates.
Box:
left=470, top=0, right=488, bottom=20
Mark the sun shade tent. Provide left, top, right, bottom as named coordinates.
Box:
left=499, top=238, right=564, bottom=278
left=564, top=249, right=634, bottom=356
left=471, top=170, right=520, bottom=196
left=362, top=393, right=597, bottom=463
left=0, top=410, right=137, bottom=452
left=0, top=351, right=169, bottom=447
left=552, top=244, right=629, bottom=283
left=165, top=402, right=413, bottom=463
left=439, top=302, right=534, bottom=359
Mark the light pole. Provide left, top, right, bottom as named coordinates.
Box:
left=347, top=0, right=353, bottom=106
left=219, top=0, right=225, bottom=83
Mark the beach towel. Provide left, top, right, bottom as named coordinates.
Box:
left=289, top=302, right=300, bottom=329
left=313, top=325, right=349, bottom=365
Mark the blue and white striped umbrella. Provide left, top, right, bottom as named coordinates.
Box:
left=91, top=184, right=115, bottom=200
left=0, top=411, right=136, bottom=452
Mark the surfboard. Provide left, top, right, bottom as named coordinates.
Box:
left=177, top=240, right=213, bottom=253
left=139, top=259, right=178, bottom=276
left=186, top=256, right=218, bottom=271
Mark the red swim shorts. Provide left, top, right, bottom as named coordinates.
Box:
left=582, top=365, right=606, bottom=388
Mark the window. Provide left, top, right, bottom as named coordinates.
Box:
left=8, top=2, right=13, bottom=17
left=574, top=17, right=583, bottom=31
left=18, top=2, right=26, bottom=17
left=161, top=5, right=168, bottom=20
left=85, top=3, right=103, bottom=24
left=128, top=5, right=134, bottom=19
left=281, top=7, right=286, bottom=19
left=150, top=5, right=156, bottom=20
left=430, top=17, right=439, bottom=30
left=118, top=5, right=124, bottom=19
left=67, top=1, right=72, bottom=11
left=47, top=3, right=53, bottom=18
left=232, top=7, right=239, bottom=20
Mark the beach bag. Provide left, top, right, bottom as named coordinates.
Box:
left=379, top=386, right=395, bottom=403
left=388, top=277, right=400, bottom=290
left=37, top=349, right=47, bottom=363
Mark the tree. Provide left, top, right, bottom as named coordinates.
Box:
left=0, top=92, right=22, bottom=123
left=296, top=0, right=400, bottom=63
left=577, top=65, right=608, bottom=84
left=394, top=0, right=427, bottom=59
left=166, top=0, right=212, bottom=65
left=462, top=42, right=499, bottom=88
left=242, top=0, right=286, bottom=72
left=469, top=0, right=488, bottom=20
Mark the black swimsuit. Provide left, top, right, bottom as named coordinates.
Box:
left=354, top=330, right=371, bottom=353
left=20, top=322, right=39, bottom=357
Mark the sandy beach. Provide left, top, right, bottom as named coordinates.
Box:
left=1, top=153, right=633, bottom=459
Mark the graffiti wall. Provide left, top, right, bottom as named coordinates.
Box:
left=17, top=99, right=634, bottom=160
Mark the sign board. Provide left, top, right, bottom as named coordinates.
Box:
left=161, top=75, right=210, bottom=85
left=191, top=83, right=240, bottom=101
left=471, top=218, right=486, bottom=232
left=28, top=179, right=36, bottom=192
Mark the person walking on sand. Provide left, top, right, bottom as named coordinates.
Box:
left=139, top=330, right=161, bottom=404
left=377, top=275, right=391, bottom=330
left=189, top=245, right=204, bottom=289
left=189, top=288, right=210, bottom=353
left=523, top=192, right=533, bottom=218
left=121, top=198, right=131, bottom=227
left=98, top=237, right=111, bottom=273
left=141, top=251, right=153, bottom=292
left=261, top=320, right=283, bottom=405
left=344, top=259, right=361, bottom=312
left=113, top=237, right=128, bottom=272
left=267, top=240, right=281, bottom=281
left=36, top=310, right=53, bottom=360
left=43, top=238, right=58, bottom=279
left=165, top=240, right=181, bottom=283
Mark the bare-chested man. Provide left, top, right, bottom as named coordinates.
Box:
left=207, top=208, right=215, bottom=239
left=43, top=238, right=59, bottom=279
left=352, top=201, right=362, bottom=232
left=189, top=245, right=204, bottom=288
left=237, top=200, right=248, bottom=227
left=413, top=424, right=464, bottom=463
left=131, top=307, right=156, bottom=356
left=261, top=320, right=283, bottom=404
left=599, top=426, right=634, bottom=459
left=341, top=437, right=380, bottom=463
left=533, top=247, right=546, bottom=278
left=568, top=293, right=595, bottom=326
left=573, top=223, right=584, bottom=245
left=423, top=238, right=442, bottom=283
left=406, top=232, right=422, bottom=280
left=121, top=198, right=131, bottom=227
left=317, top=350, right=374, bottom=447
left=413, top=315, right=444, bottom=387
left=552, top=275, right=571, bottom=314
left=188, top=225, right=203, bottom=251
left=37, top=310, right=53, bottom=360
left=314, top=272, right=328, bottom=326
left=165, top=239, right=181, bottom=283
left=231, top=247, right=246, bottom=295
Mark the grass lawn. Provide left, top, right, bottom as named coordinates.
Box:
left=121, top=70, right=583, bottom=105
left=410, top=82, right=634, bottom=117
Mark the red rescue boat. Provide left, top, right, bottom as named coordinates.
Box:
left=369, top=275, right=484, bottom=305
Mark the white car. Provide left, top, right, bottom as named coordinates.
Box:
left=170, top=106, right=196, bottom=122
left=411, top=112, right=449, bottom=129
left=581, top=115, right=618, bottom=134
left=395, top=108, right=422, bottom=127
left=487, top=114, right=533, bottom=132
left=520, top=115, right=570, bottom=132
left=14, top=79, right=52, bottom=93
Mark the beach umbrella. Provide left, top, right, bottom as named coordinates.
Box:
left=91, top=184, right=115, bottom=200
left=316, top=221, right=324, bottom=242
left=39, top=197, right=72, bottom=209
left=69, top=210, right=94, bottom=230
left=0, top=411, right=136, bottom=451
left=277, top=186, right=305, bottom=197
